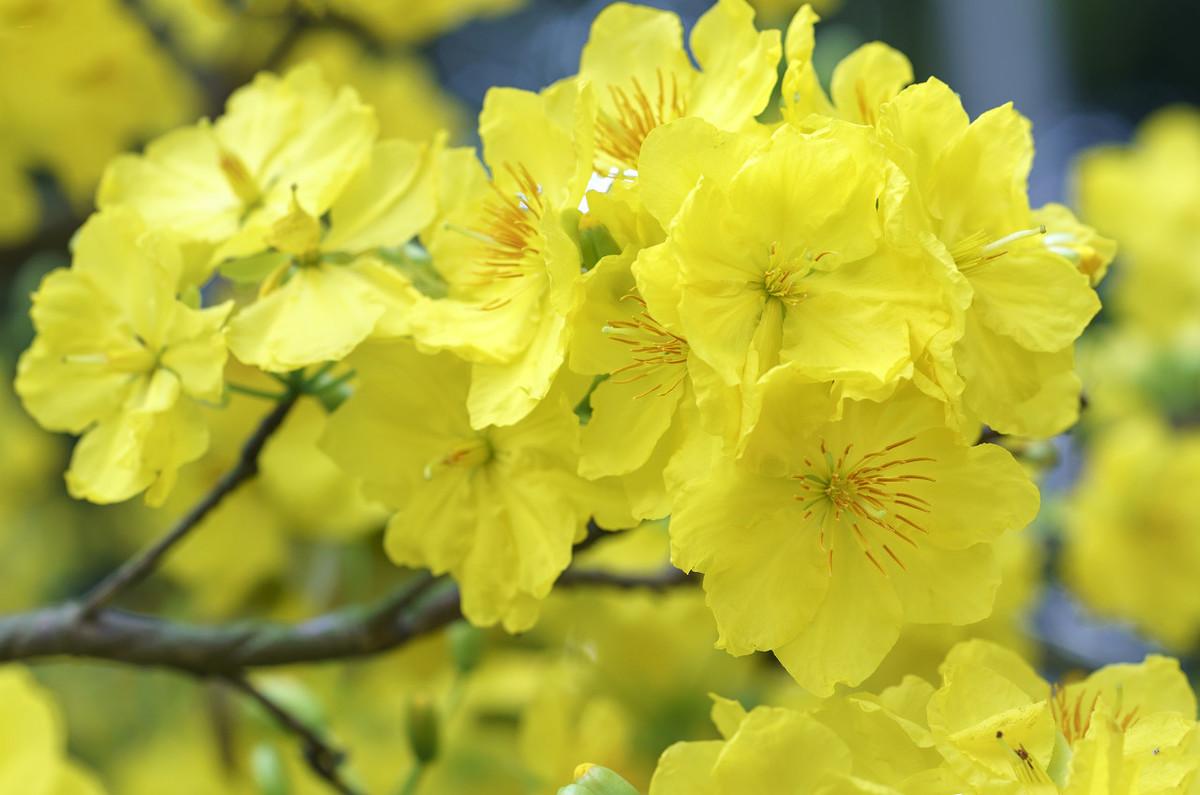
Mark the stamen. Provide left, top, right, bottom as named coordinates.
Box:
left=792, top=435, right=937, bottom=575
left=603, top=293, right=690, bottom=398
left=595, top=69, right=688, bottom=172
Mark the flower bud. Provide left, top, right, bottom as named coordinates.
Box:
left=557, top=764, right=640, bottom=795
left=251, top=744, right=291, bottom=795
left=406, top=693, right=439, bottom=765
left=447, top=620, right=485, bottom=674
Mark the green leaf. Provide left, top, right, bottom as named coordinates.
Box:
left=220, top=251, right=292, bottom=284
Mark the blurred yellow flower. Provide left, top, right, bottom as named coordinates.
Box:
left=323, top=0, right=525, bottom=44
left=285, top=29, right=467, bottom=142
left=1077, top=106, right=1200, bottom=338
left=0, top=666, right=106, bottom=795
left=0, top=0, right=197, bottom=221
left=1065, top=416, right=1200, bottom=652
left=98, top=64, right=376, bottom=277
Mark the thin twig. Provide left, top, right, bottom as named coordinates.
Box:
left=224, top=674, right=360, bottom=795
left=78, top=392, right=299, bottom=618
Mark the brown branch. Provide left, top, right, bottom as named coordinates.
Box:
left=78, top=393, right=299, bottom=618
left=556, top=565, right=696, bottom=591
left=0, top=567, right=690, bottom=672
left=224, top=674, right=361, bottom=795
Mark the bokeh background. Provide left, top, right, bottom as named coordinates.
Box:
left=3, top=0, right=1200, bottom=792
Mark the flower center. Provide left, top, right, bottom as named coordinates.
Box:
left=950, top=225, right=1046, bottom=272
left=423, top=437, right=492, bottom=480
left=595, top=69, right=688, bottom=175
left=1051, top=685, right=1141, bottom=746
left=603, top=295, right=690, bottom=399
left=762, top=242, right=832, bottom=306
left=455, top=163, right=544, bottom=311
left=792, top=436, right=936, bottom=575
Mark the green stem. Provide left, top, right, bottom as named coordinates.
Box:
left=396, top=764, right=424, bottom=795
left=227, top=382, right=290, bottom=401
left=303, top=361, right=338, bottom=387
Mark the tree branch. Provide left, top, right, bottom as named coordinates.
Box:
left=556, top=564, right=697, bottom=591
left=224, top=674, right=361, bottom=795
left=0, top=566, right=691, bottom=672
left=78, top=393, right=299, bottom=618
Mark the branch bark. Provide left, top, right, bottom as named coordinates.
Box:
left=0, top=566, right=690, bottom=672
left=78, top=393, right=299, bottom=618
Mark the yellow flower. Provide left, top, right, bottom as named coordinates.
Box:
left=669, top=384, right=1038, bottom=695
left=16, top=210, right=231, bottom=505
left=324, top=0, right=524, bottom=44
left=408, top=79, right=595, bottom=428
left=0, top=0, right=198, bottom=211
left=520, top=525, right=767, bottom=790
left=222, top=134, right=442, bottom=371
left=321, top=341, right=601, bottom=631
left=98, top=63, right=376, bottom=280
left=139, top=372, right=384, bottom=617
left=862, top=528, right=1044, bottom=692
left=137, top=0, right=290, bottom=73
left=1064, top=416, right=1200, bottom=652
left=928, top=639, right=1200, bottom=792
left=579, top=0, right=780, bottom=177
left=0, top=666, right=106, bottom=795
left=0, top=146, right=39, bottom=245
left=1077, top=107, right=1200, bottom=338
left=570, top=245, right=702, bottom=520
left=878, top=78, right=1103, bottom=437
left=284, top=29, right=468, bottom=142
left=650, top=679, right=941, bottom=793
left=634, top=120, right=968, bottom=445
left=781, top=5, right=913, bottom=129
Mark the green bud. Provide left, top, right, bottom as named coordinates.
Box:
left=557, top=764, right=641, bottom=795
left=406, top=694, right=440, bottom=765
left=313, top=378, right=353, bottom=412
left=251, top=744, right=291, bottom=795
left=447, top=620, right=485, bottom=674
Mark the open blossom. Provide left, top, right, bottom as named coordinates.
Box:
left=99, top=64, right=376, bottom=279
left=668, top=381, right=1038, bottom=695
left=16, top=209, right=230, bottom=505
left=321, top=341, right=626, bottom=631
left=929, top=640, right=1200, bottom=792
left=579, top=0, right=780, bottom=177
left=407, top=79, right=595, bottom=428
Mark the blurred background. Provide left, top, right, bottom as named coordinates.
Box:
left=3, top=0, right=1200, bottom=792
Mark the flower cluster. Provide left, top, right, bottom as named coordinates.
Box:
left=1062, top=108, right=1200, bottom=652
left=17, top=0, right=1113, bottom=697
left=648, top=640, right=1200, bottom=793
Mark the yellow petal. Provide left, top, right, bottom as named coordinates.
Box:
left=774, top=541, right=904, bottom=695
left=324, top=137, right=441, bottom=254
left=688, top=0, right=781, bottom=131
left=829, top=42, right=913, bottom=125
left=670, top=458, right=830, bottom=654
left=225, top=264, right=386, bottom=371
